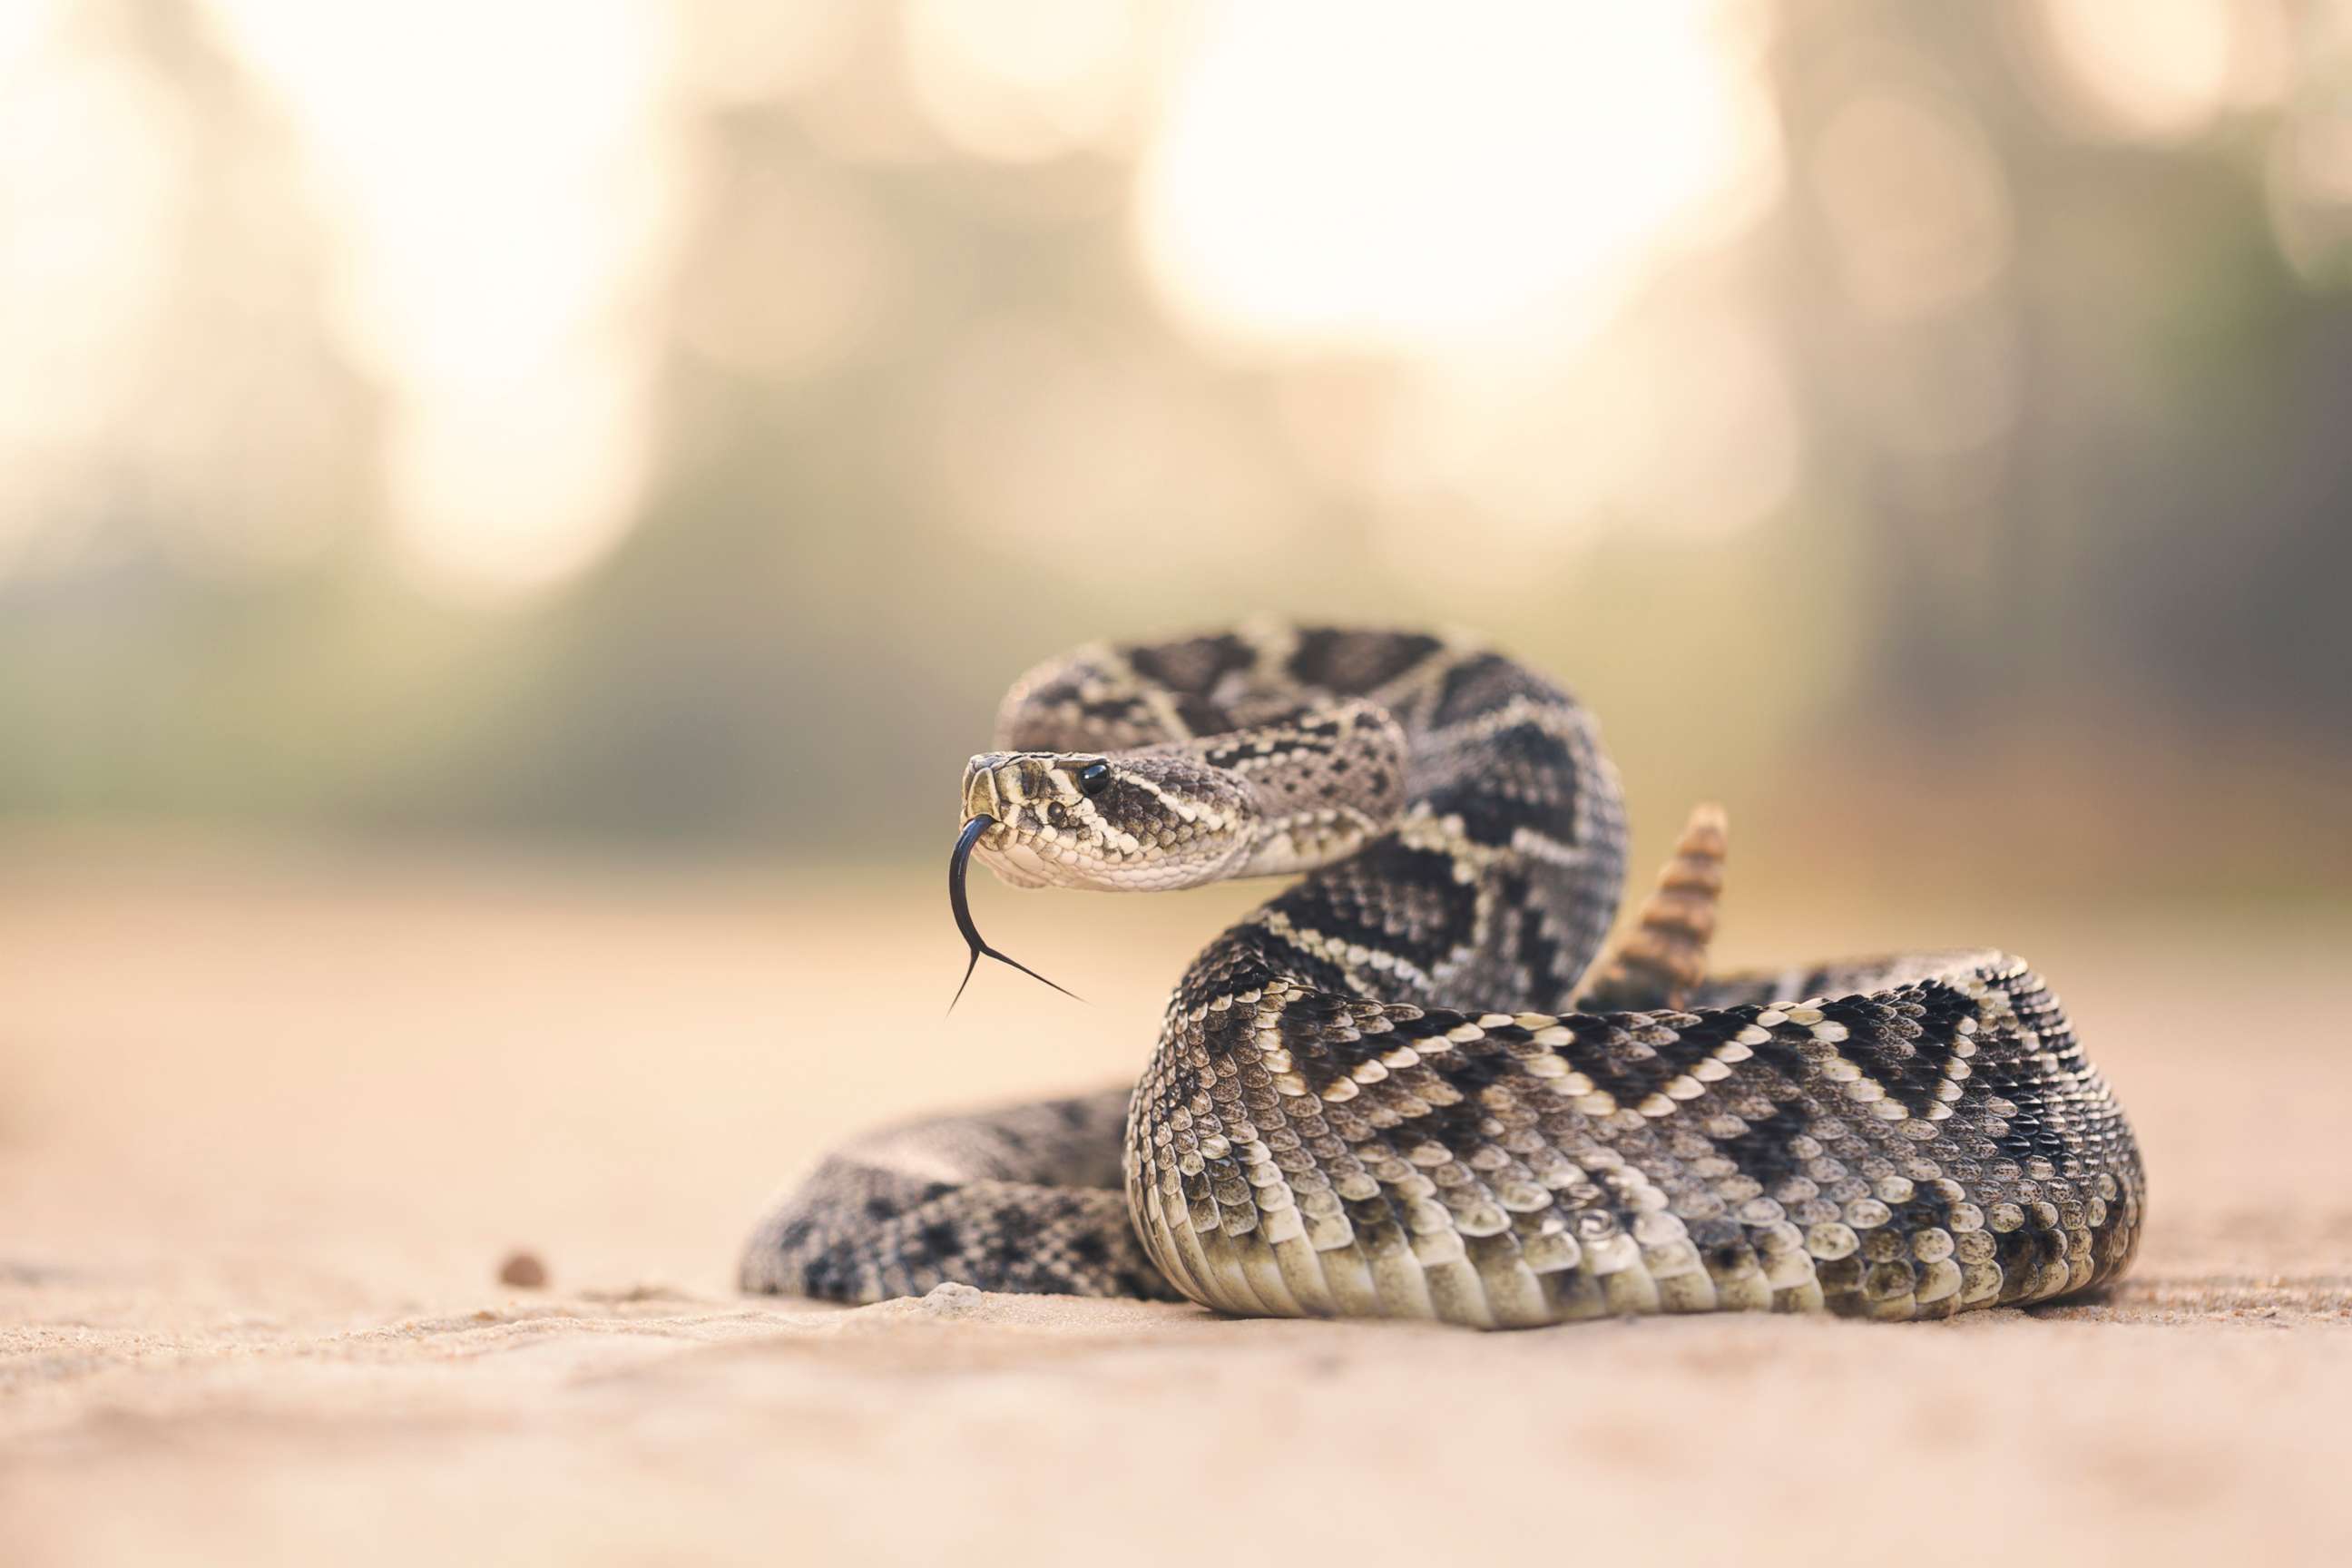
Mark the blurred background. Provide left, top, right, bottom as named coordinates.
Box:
left=5, top=0, right=2349, bottom=894
left=3, top=0, right=2349, bottom=1288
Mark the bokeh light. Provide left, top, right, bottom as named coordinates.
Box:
left=2022, top=0, right=2245, bottom=143
left=202, top=0, right=681, bottom=600
left=903, top=0, right=1145, bottom=162
left=0, top=18, right=189, bottom=563
left=1136, top=0, right=1779, bottom=353
left=1812, top=83, right=2012, bottom=322
left=671, top=0, right=856, bottom=108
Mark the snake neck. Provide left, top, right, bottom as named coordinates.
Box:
left=1217, top=700, right=1413, bottom=879
left=1202, top=665, right=1628, bottom=1018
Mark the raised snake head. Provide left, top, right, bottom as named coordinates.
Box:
left=957, top=749, right=1256, bottom=892
left=958, top=700, right=1408, bottom=895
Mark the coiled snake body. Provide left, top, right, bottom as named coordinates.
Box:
left=743, top=626, right=2143, bottom=1325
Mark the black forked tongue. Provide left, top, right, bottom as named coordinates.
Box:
left=948, top=813, right=1081, bottom=1012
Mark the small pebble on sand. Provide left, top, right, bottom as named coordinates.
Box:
left=497, top=1250, right=548, bottom=1289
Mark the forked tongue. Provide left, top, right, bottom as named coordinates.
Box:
left=948, top=813, right=1081, bottom=1012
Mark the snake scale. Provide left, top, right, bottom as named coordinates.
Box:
left=742, top=624, right=2144, bottom=1325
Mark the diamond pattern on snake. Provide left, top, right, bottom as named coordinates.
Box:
left=741, top=624, right=2144, bottom=1326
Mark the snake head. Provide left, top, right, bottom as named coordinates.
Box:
left=958, top=750, right=1255, bottom=891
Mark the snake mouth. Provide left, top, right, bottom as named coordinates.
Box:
left=947, top=813, right=1080, bottom=1012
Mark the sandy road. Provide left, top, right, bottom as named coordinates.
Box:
left=3, top=858, right=2347, bottom=1565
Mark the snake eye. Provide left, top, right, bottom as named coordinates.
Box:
left=1076, top=761, right=1112, bottom=797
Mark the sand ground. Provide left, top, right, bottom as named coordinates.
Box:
left=3, top=853, right=2347, bottom=1565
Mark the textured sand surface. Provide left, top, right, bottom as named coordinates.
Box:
left=3, top=858, right=2348, bottom=1566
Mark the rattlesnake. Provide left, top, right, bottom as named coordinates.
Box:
left=742, top=625, right=2143, bottom=1325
